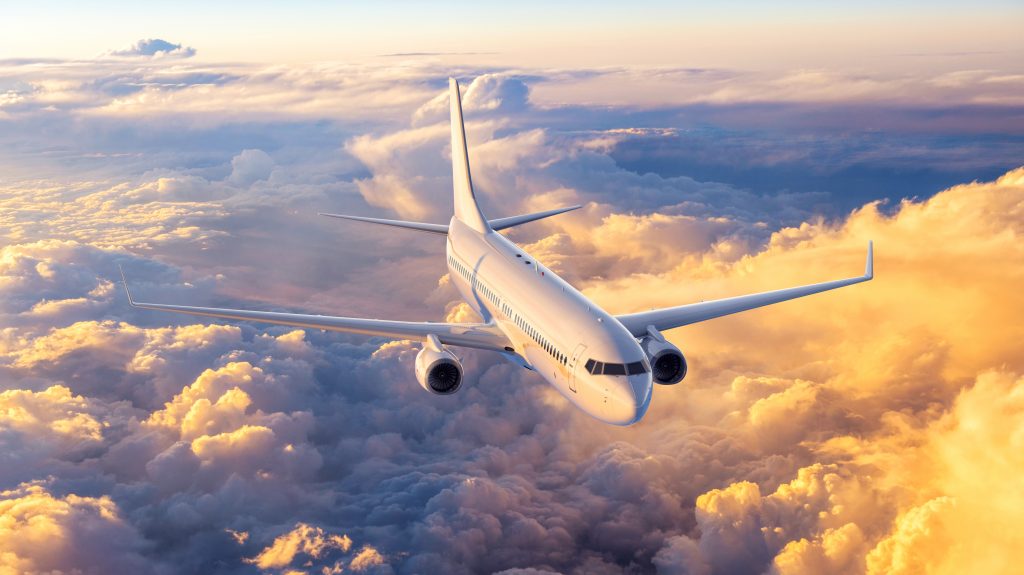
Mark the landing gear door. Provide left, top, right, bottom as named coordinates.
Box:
left=569, top=344, right=587, bottom=393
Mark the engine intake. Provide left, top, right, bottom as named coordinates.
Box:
left=415, top=340, right=464, bottom=395
left=640, top=328, right=687, bottom=385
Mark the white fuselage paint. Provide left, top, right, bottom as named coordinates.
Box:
left=446, top=218, right=653, bottom=425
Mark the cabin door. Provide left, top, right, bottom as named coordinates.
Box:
left=568, top=344, right=587, bottom=393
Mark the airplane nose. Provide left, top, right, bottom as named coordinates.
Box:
left=604, top=374, right=652, bottom=426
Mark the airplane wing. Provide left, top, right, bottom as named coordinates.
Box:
left=119, top=268, right=510, bottom=352
left=616, top=242, right=873, bottom=336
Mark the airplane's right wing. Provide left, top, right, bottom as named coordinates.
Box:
left=120, top=268, right=510, bottom=352
left=616, top=242, right=873, bottom=336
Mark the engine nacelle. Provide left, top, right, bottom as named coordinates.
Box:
left=640, top=329, right=687, bottom=385
left=415, top=342, right=463, bottom=395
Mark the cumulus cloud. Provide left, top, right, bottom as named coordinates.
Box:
left=0, top=482, right=166, bottom=574
left=107, top=38, right=197, bottom=59
left=229, top=149, right=275, bottom=186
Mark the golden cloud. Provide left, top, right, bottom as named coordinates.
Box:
left=146, top=361, right=263, bottom=436
left=0, top=482, right=151, bottom=573
left=246, top=522, right=353, bottom=571
left=613, top=168, right=1024, bottom=572
left=0, top=385, right=103, bottom=442
left=349, top=545, right=387, bottom=572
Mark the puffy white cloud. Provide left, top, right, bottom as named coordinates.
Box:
left=107, top=39, right=196, bottom=59
left=229, top=149, right=275, bottom=186
left=1, top=385, right=109, bottom=449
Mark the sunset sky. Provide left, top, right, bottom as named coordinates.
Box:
left=1, top=2, right=1023, bottom=574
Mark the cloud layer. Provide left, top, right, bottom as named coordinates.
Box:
left=1, top=50, right=1023, bottom=574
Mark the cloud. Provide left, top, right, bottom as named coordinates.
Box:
left=107, top=39, right=196, bottom=59
left=653, top=535, right=711, bottom=575
left=229, top=149, right=275, bottom=186
left=349, top=545, right=389, bottom=572
left=0, top=482, right=166, bottom=574
left=0, top=168, right=1020, bottom=572
left=1, top=385, right=107, bottom=449
left=246, top=522, right=352, bottom=570
left=853, top=371, right=1024, bottom=575
left=1, top=56, right=1023, bottom=574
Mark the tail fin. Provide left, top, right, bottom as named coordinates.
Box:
left=449, top=78, right=490, bottom=233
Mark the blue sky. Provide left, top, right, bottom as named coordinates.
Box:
left=3, top=1, right=1022, bottom=68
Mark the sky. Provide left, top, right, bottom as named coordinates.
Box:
left=1, top=3, right=1023, bottom=574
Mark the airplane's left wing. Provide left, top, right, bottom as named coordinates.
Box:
left=119, top=268, right=510, bottom=352
left=616, top=242, right=873, bottom=336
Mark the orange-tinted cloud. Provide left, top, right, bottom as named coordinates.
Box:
left=0, top=482, right=156, bottom=573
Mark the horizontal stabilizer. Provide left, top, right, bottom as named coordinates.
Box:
left=490, top=205, right=582, bottom=231
left=319, top=205, right=582, bottom=235
left=318, top=213, right=449, bottom=235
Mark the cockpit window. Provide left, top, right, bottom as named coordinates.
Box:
left=585, top=358, right=649, bottom=376
left=603, top=363, right=626, bottom=375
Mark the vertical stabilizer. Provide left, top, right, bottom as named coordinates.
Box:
left=449, top=78, right=490, bottom=233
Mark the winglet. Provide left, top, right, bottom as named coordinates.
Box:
left=118, top=265, right=136, bottom=306
left=865, top=241, right=874, bottom=280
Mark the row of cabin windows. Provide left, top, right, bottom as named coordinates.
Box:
left=450, top=254, right=500, bottom=307
left=450, top=253, right=567, bottom=367
left=514, top=313, right=567, bottom=366
left=449, top=255, right=472, bottom=283
left=584, top=359, right=648, bottom=376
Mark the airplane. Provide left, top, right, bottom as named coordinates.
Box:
left=120, top=77, right=873, bottom=426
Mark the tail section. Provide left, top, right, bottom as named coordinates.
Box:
left=449, top=78, right=490, bottom=233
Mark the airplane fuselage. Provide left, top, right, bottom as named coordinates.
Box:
left=446, top=218, right=653, bottom=424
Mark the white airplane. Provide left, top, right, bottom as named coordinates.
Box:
left=121, top=78, right=873, bottom=426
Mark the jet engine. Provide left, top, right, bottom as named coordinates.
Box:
left=640, top=327, right=687, bottom=385
left=415, top=336, right=463, bottom=395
